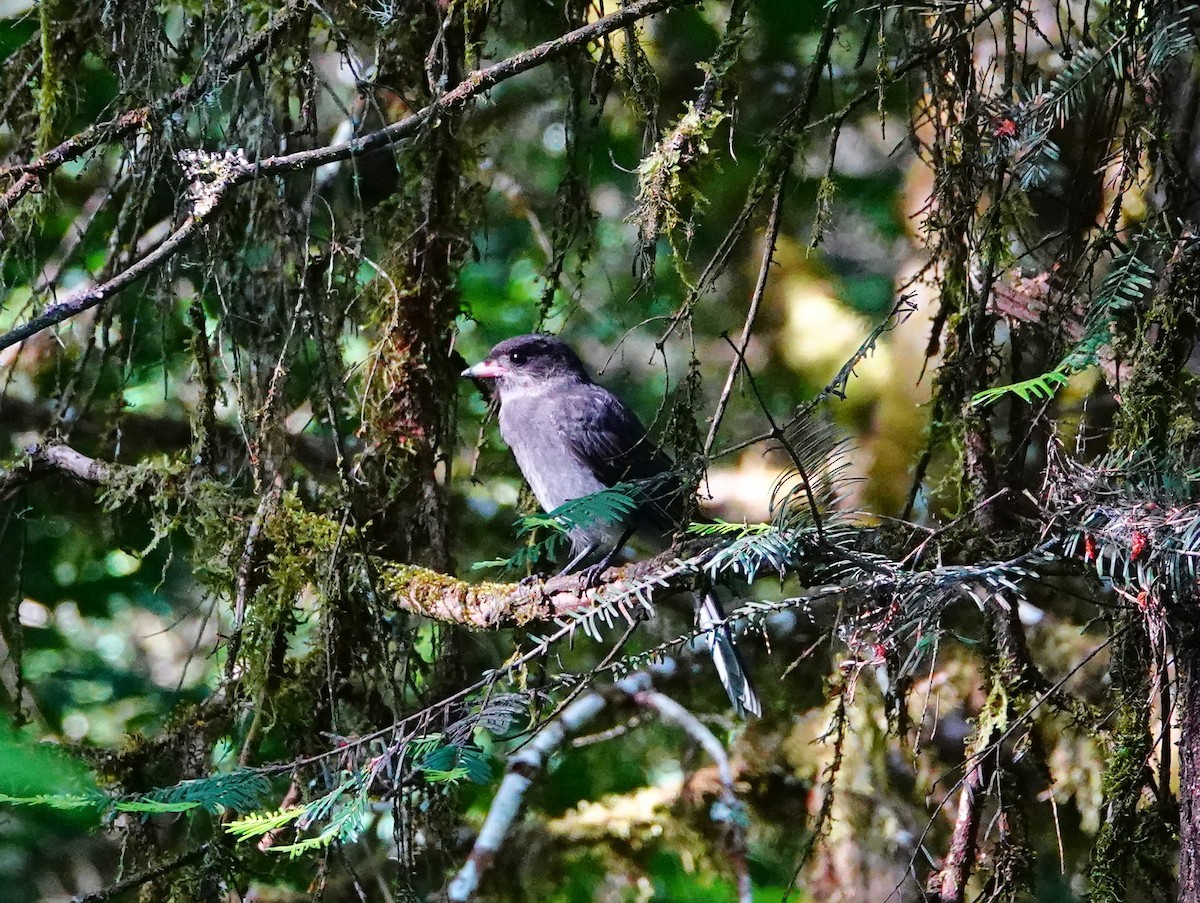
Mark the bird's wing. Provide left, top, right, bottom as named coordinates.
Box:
left=551, top=384, right=686, bottom=533
left=552, top=384, right=667, bottom=484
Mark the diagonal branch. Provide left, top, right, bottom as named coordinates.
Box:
left=631, top=689, right=753, bottom=903
left=445, top=674, right=753, bottom=903
left=445, top=674, right=651, bottom=901
left=0, top=0, right=697, bottom=354
left=0, top=5, right=305, bottom=218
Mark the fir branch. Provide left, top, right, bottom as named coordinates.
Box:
left=971, top=366, right=1072, bottom=408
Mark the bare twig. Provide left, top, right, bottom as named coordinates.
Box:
left=719, top=335, right=825, bottom=537
left=631, top=689, right=753, bottom=903
left=446, top=673, right=653, bottom=901
left=659, top=0, right=840, bottom=345
left=713, top=294, right=916, bottom=461
left=703, top=178, right=786, bottom=458
left=0, top=0, right=696, bottom=353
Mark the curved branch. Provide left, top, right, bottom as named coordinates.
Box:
left=0, top=0, right=697, bottom=354
left=631, top=689, right=753, bottom=903
left=0, top=5, right=305, bottom=216
left=0, top=443, right=119, bottom=499
left=445, top=674, right=652, bottom=901
left=445, top=675, right=755, bottom=902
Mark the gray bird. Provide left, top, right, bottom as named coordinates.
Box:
left=462, top=333, right=761, bottom=717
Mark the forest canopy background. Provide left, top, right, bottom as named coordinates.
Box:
left=1, top=0, right=1199, bottom=902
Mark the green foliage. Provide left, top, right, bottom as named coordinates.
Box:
left=0, top=792, right=107, bottom=811
left=475, top=478, right=675, bottom=573
left=226, top=773, right=371, bottom=858
left=703, top=526, right=806, bottom=582
left=0, top=766, right=271, bottom=820
left=138, top=769, right=273, bottom=814
left=418, top=739, right=492, bottom=784
left=225, top=737, right=490, bottom=858
left=0, top=720, right=96, bottom=800
left=686, top=519, right=773, bottom=538
left=1096, top=246, right=1155, bottom=309
left=1146, top=10, right=1197, bottom=72
left=975, top=246, right=1155, bottom=407
left=971, top=366, right=1072, bottom=408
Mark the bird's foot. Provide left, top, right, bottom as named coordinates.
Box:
left=579, top=562, right=609, bottom=590
left=517, top=573, right=544, bottom=591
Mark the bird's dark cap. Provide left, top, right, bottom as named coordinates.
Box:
left=461, top=334, right=589, bottom=382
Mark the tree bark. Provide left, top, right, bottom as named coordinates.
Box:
left=1180, top=638, right=1200, bottom=903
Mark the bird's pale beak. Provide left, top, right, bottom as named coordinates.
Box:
left=461, top=359, right=506, bottom=379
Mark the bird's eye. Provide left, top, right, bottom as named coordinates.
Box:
left=508, top=351, right=527, bottom=366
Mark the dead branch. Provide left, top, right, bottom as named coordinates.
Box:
left=69, top=843, right=210, bottom=903
left=0, top=5, right=305, bottom=217
left=0, top=395, right=342, bottom=475
left=445, top=674, right=652, bottom=901
left=0, top=0, right=697, bottom=354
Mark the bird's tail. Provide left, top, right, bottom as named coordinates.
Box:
left=695, top=587, right=761, bottom=718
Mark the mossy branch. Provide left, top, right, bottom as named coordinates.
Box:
left=378, top=544, right=707, bottom=629
left=0, top=443, right=716, bottom=629
left=0, top=0, right=697, bottom=352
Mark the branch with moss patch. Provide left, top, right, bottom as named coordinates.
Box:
left=379, top=540, right=715, bottom=629
left=0, top=5, right=306, bottom=218
left=0, top=0, right=697, bottom=353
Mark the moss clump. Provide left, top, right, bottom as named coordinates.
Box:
left=633, top=103, right=728, bottom=254
left=378, top=563, right=521, bottom=628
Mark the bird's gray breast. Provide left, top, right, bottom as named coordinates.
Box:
left=499, top=388, right=605, bottom=511
left=498, top=386, right=626, bottom=550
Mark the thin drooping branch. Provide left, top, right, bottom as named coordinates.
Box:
left=0, top=0, right=697, bottom=353
left=0, top=5, right=304, bottom=218
left=703, top=178, right=786, bottom=457
left=660, top=0, right=840, bottom=344
left=446, top=674, right=752, bottom=903
left=631, top=688, right=753, bottom=903
left=0, top=214, right=201, bottom=352
left=445, top=674, right=650, bottom=901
